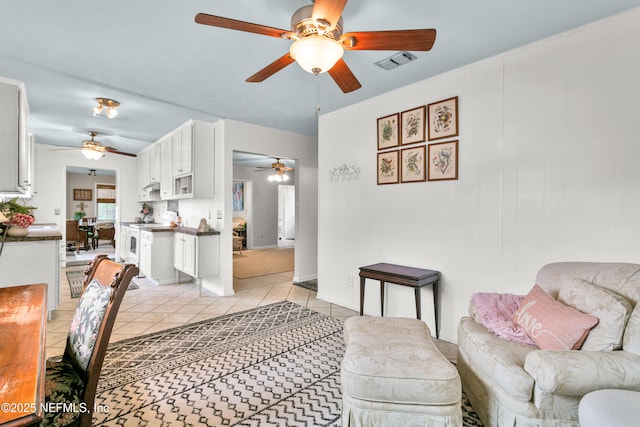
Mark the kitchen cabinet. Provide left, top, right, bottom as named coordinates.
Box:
left=172, top=121, right=193, bottom=177
left=172, top=120, right=216, bottom=200
left=174, top=231, right=219, bottom=293
left=159, top=136, right=173, bottom=199
left=141, top=118, right=217, bottom=201
left=136, top=145, right=160, bottom=202
left=0, top=77, right=32, bottom=195
left=140, top=230, right=175, bottom=285
left=1, top=239, right=60, bottom=315
left=174, top=232, right=197, bottom=277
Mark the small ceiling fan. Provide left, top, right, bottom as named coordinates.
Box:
left=195, top=0, right=436, bottom=93
left=254, top=158, right=294, bottom=182
left=254, top=158, right=295, bottom=173
left=49, top=131, right=137, bottom=159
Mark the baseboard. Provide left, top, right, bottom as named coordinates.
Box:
left=293, top=273, right=317, bottom=283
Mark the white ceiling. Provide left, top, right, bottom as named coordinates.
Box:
left=2, top=0, right=639, bottom=157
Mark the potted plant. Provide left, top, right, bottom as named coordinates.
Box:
left=0, top=197, right=37, bottom=236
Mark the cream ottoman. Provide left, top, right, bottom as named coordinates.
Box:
left=341, top=316, right=462, bottom=427
left=579, top=389, right=640, bottom=427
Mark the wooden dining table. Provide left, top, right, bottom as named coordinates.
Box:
left=0, top=283, right=47, bottom=427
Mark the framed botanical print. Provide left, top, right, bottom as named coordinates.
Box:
left=377, top=113, right=399, bottom=150
left=401, top=106, right=426, bottom=145
left=428, top=140, right=458, bottom=181
left=401, top=145, right=426, bottom=183
left=73, top=188, right=92, bottom=201
left=377, top=150, right=399, bottom=185
left=428, top=96, right=459, bottom=141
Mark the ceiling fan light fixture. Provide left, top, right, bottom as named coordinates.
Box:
left=290, top=35, right=343, bottom=75
left=267, top=169, right=289, bottom=182
left=93, top=97, right=120, bottom=119
left=81, top=147, right=104, bottom=160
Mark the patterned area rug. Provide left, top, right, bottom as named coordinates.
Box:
left=92, top=301, right=483, bottom=426
left=293, top=279, right=318, bottom=292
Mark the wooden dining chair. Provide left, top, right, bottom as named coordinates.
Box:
left=43, top=255, right=138, bottom=427
left=92, top=225, right=116, bottom=250
left=65, top=219, right=81, bottom=254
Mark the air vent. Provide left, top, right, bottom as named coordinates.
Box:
left=375, top=51, right=418, bottom=70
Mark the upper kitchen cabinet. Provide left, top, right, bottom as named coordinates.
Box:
left=139, top=119, right=217, bottom=201
left=164, top=119, right=217, bottom=200
left=0, top=77, right=33, bottom=195
left=172, top=121, right=192, bottom=177
left=159, top=136, right=173, bottom=199
left=137, top=144, right=160, bottom=202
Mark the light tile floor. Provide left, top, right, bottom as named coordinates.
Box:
left=46, top=269, right=359, bottom=359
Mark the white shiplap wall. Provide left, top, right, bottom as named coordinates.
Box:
left=317, top=8, right=640, bottom=342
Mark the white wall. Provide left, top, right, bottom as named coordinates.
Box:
left=317, top=8, right=640, bottom=342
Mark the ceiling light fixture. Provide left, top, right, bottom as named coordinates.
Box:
left=93, top=97, right=120, bottom=119
left=81, top=132, right=105, bottom=160
left=289, top=35, right=343, bottom=75
left=82, top=148, right=104, bottom=160
left=267, top=169, right=290, bottom=183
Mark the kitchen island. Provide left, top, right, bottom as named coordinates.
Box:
left=0, top=224, right=62, bottom=315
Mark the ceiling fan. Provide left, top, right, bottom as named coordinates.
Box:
left=195, top=0, right=436, bottom=93
left=254, top=158, right=295, bottom=182
left=49, top=131, right=137, bottom=159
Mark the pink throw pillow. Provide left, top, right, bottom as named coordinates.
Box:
left=514, top=285, right=599, bottom=350
left=470, top=292, right=535, bottom=345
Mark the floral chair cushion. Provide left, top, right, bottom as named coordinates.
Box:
left=67, top=279, right=112, bottom=372
left=42, top=358, right=83, bottom=426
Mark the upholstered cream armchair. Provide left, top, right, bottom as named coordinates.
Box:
left=457, top=262, right=640, bottom=426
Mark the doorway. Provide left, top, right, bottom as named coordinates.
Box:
left=65, top=166, right=117, bottom=266
left=278, top=185, right=295, bottom=247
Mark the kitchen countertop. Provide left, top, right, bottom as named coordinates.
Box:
left=3, top=224, right=62, bottom=242
left=133, top=224, right=220, bottom=236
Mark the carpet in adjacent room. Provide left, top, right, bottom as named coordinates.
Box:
left=88, top=301, right=483, bottom=426
left=233, top=247, right=294, bottom=278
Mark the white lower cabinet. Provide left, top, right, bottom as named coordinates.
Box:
left=174, top=232, right=197, bottom=277
left=139, top=230, right=175, bottom=285
left=174, top=231, right=220, bottom=292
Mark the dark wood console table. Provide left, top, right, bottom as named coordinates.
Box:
left=359, top=263, right=441, bottom=338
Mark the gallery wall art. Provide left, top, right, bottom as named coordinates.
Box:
left=376, top=96, right=459, bottom=185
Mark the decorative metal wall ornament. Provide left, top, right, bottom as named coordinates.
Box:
left=329, top=164, right=361, bottom=181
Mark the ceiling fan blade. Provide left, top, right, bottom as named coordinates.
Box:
left=328, top=59, right=361, bottom=93
left=341, top=29, right=436, bottom=51
left=246, top=53, right=296, bottom=82
left=48, top=147, right=80, bottom=151
left=195, top=13, right=290, bottom=38
left=312, top=0, right=348, bottom=31
left=104, top=146, right=137, bottom=157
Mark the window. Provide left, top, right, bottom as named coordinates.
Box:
left=96, top=184, right=116, bottom=222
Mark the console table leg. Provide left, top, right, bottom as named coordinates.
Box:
left=359, top=276, right=365, bottom=316
left=433, top=280, right=440, bottom=338
left=380, top=281, right=385, bottom=316
left=415, top=287, right=421, bottom=320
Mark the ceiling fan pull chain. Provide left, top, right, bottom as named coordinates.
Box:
left=314, top=87, right=321, bottom=117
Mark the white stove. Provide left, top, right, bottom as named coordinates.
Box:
left=123, top=212, right=178, bottom=266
